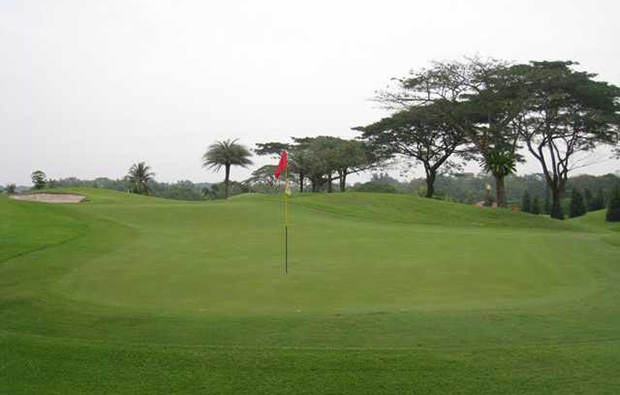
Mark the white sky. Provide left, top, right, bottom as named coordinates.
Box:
left=1, top=0, right=619, bottom=186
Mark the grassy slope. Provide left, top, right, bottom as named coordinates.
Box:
left=0, top=194, right=88, bottom=262
left=1, top=188, right=620, bottom=394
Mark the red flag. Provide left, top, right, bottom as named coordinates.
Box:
left=274, top=150, right=288, bottom=179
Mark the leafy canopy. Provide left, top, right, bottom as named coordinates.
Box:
left=126, top=162, right=155, bottom=195
left=202, top=139, right=253, bottom=172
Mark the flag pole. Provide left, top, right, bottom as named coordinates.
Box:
left=275, top=150, right=290, bottom=275
left=284, top=166, right=289, bottom=275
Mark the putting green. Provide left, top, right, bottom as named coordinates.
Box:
left=2, top=189, right=620, bottom=394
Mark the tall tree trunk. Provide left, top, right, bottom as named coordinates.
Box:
left=495, top=175, right=506, bottom=208
left=311, top=178, right=318, bottom=192
left=423, top=164, right=437, bottom=198
left=541, top=173, right=566, bottom=220
left=224, top=164, right=231, bottom=198
left=425, top=171, right=436, bottom=198
left=550, top=185, right=564, bottom=220
left=339, top=172, right=347, bottom=192
left=327, top=174, right=333, bottom=193
left=299, top=173, right=304, bottom=193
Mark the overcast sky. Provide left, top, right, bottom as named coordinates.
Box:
left=1, top=0, right=619, bottom=186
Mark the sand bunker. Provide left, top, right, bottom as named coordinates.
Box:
left=10, top=193, right=86, bottom=204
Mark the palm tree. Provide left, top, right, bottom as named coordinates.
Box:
left=126, top=162, right=155, bottom=195
left=202, top=139, right=253, bottom=198
left=483, top=151, right=516, bottom=208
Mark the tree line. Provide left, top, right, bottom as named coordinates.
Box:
left=382, top=172, right=617, bottom=203
left=251, top=58, right=620, bottom=220
left=4, top=57, right=619, bottom=220
left=357, top=58, right=620, bottom=219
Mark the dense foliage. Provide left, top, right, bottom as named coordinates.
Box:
left=352, top=181, right=398, bottom=193
left=607, top=185, right=620, bottom=222
left=521, top=190, right=532, bottom=213
left=255, top=136, right=378, bottom=193
left=517, top=61, right=620, bottom=219
left=368, top=172, right=619, bottom=208
left=32, top=176, right=209, bottom=201
left=4, top=183, right=16, bottom=194
left=31, top=170, right=47, bottom=190
left=588, top=188, right=607, bottom=211
left=569, top=189, right=587, bottom=218
left=531, top=196, right=541, bottom=215
left=354, top=104, right=468, bottom=198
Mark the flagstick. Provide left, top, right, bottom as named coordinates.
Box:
left=284, top=167, right=289, bottom=275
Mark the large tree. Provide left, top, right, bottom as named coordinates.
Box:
left=293, top=136, right=339, bottom=192
left=515, top=61, right=620, bottom=219
left=254, top=141, right=307, bottom=191
left=289, top=147, right=313, bottom=193
left=378, top=57, right=528, bottom=207
left=31, top=170, right=47, bottom=190
left=297, top=136, right=376, bottom=193
left=126, top=162, right=155, bottom=195
left=332, top=139, right=375, bottom=192
left=355, top=104, right=467, bottom=198
left=256, top=136, right=377, bottom=192
left=203, top=139, right=253, bottom=198
left=243, top=165, right=279, bottom=193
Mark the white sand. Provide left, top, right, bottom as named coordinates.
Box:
left=9, top=193, right=86, bottom=204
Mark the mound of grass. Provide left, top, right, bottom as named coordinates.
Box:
left=291, top=192, right=576, bottom=230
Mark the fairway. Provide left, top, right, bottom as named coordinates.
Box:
left=2, top=188, right=620, bottom=394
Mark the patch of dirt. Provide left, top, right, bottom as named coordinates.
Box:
left=9, top=193, right=86, bottom=204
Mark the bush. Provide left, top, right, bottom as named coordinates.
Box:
left=569, top=189, right=587, bottom=218
left=531, top=197, right=541, bottom=215
left=606, top=185, right=620, bottom=222
left=543, top=190, right=551, bottom=214
left=521, top=190, right=532, bottom=213
left=353, top=182, right=397, bottom=193
left=589, top=188, right=606, bottom=211
left=203, top=181, right=250, bottom=199
left=584, top=188, right=593, bottom=210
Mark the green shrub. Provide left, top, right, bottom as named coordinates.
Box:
left=569, top=189, right=587, bottom=218
left=543, top=191, right=551, bottom=214
left=584, top=188, right=593, bottom=210
left=606, top=185, right=620, bottom=222
left=521, top=190, right=532, bottom=213
left=589, top=188, right=606, bottom=211
left=531, top=197, right=541, bottom=215
left=353, top=182, right=398, bottom=194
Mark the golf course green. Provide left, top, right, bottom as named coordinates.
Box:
left=2, top=188, right=620, bottom=394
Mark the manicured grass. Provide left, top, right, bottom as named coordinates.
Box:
left=0, top=194, right=88, bottom=262
left=1, top=188, right=619, bottom=394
